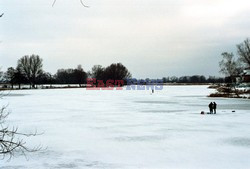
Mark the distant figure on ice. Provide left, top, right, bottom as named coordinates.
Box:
left=152, top=89, right=154, bottom=94
left=208, top=102, right=213, bottom=114
left=213, top=102, right=217, bottom=114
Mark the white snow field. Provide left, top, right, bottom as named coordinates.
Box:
left=1, top=86, right=250, bottom=169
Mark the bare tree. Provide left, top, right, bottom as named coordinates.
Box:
left=90, top=65, right=105, bottom=80
left=104, top=63, right=132, bottom=81
left=237, top=38, right=250, bottom=67
left=4, top=67, right=16, bottom=89
left=219, top=52, right=243, bottom=97
left=17, top=55, right=43, bottom=88
left=75, top=65, right=87, bottom=87
left=219, top=52, right=242, bottom=83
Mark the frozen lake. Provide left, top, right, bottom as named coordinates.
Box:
left=1, top=86, right=250, bottom=169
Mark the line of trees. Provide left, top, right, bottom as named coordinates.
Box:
left=1, top=55, right=132, bottom=89
left=161, top=76, right=225, bottom=83
left=5, top=47, right=248, bottom=89
left=1, top=54, right=228, bottom=89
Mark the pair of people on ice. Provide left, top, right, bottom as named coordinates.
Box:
left=208, top=102, right=217, bottom=114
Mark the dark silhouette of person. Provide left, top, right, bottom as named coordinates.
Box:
left=213, top=102, right=217, bottom=114
left=209, top=102, right=213, bottom=114
left=152, top=89, right=154, bottom=94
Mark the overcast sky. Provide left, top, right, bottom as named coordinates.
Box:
left=1, top=0, right=250, bottom=78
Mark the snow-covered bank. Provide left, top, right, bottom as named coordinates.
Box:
left=209, top=85, right=250, bottom=99
left=1, top=86, right=250, bottom=169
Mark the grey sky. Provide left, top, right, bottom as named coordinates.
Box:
left=1, top=0, right=250, bottom=78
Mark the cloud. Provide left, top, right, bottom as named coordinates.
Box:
left=1, top=0, right=250, bottom=77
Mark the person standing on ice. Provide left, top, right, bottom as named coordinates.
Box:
left=208, top=102, right=213, bottom=114
left=213, top=102, right=217, bottom=114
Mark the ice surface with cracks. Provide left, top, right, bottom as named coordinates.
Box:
left=1, top=86, right=250, bottom=169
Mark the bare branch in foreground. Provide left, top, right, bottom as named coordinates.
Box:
left=0, top=94, right=43, bottom=160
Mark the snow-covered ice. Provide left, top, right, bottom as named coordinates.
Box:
left=1, top=86, right=250, bottom=169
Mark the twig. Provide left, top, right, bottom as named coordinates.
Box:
left=52, top=0, right=56, bottom=7
left=52, top=0, right=89, bottom=8
left=80, top=0, right=89, bottom=8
